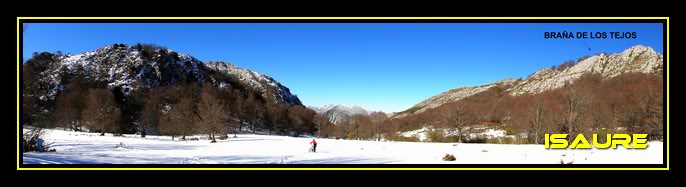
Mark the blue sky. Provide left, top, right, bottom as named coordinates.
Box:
left=22, top=23, right=664, bottom=112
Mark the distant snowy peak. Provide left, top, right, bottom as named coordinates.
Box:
left=307, top=105, right=331, bottom=114
left=329, top=104, right=369, bottom=115
left=396, top=45, right=663, bottom=118
left=324, top=104, right=368, bottom=114
left=310, top=104, right=370, bottom=124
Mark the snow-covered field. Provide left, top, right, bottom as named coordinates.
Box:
left=400, top=126, right=509, bottom=142
left=22, top=128, right=663, bottom=164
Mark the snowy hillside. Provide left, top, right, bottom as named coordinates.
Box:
left=24, top=44, right=302, bottom=106
left=23, top=128, right=663, bottom=164
left=204, top=61, right=302, bottom=105
left=508, top=45, right=663, bottom=95
left=309, top=104, right=370, bottom=124
left=394, top=79, right=517, bottom=118
left=396, top=45, right=663, bottom=117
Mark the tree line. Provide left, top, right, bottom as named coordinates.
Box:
left=45, top=81, right=325, bottom=141
left=319, top=72, right=664, bottom=144
left=22, top=49, right=327, bottom=141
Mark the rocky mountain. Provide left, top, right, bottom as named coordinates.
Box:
left=203, top=61, right=302, bottom=105
left=395, top=45, right=663, bottom=118
left=308, top=105, right=332, bottom=114
left=23, top=44, right=302, bottom=107
left=392, top=79, right=518, bottom=118
left=508, top=45, right=663, bottom=96
left=309, top=104, right=369, bottom=124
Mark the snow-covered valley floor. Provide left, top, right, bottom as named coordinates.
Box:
left=22, top=129, right=663, bottom=164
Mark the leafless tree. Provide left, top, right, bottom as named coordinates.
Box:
left=231, top=90, right=245, bottom=132
left=53, top=90, right=85, bottom=131
left=139, top=88, right=163, bottom=137
left=369, top=112, right=388, bottom=141
left=312, top=114, right=330, bottom=138
left=527, top=102, right=549, bottom=144
left=638, top=86, right=663, bottom=140
left=81, top=89, right=122, bottom=136
left=287, top=106, right=314, bottom=137
left=562, top=86, right=585, bottom=138
left=159, top=96, right=196, bottom=140
left=441, top=103, right=476, bottom=143
left=245, top=93, right=265, bottom=134
left=195, top=87, right=230, bottom=142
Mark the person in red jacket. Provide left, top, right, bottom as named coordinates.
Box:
left=310, top=139, right=317, bottom=153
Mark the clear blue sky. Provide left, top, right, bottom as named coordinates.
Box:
left=22, top=23, right=664, bottom=112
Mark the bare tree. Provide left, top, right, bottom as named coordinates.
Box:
left=53, top=90, right=85, bottom=131
left=195, top=86, right=229, bottom=143
left=441, top=103, right=476, bottom=143
left=369, top=112, right=388, bottom=141
left=312, top=114, right=330, bottom=138
left=287, top=106, right=314, bottom=137
left=619, top=101, right=643, bottom=134
left=81, top=89, right=122, bottom=136
left=159, top=96, right=196, bottom=140
left=352, top=114, right=374, bottom=140
left=287, top=106, right=303, bottom=137
left=527, top=102, right=549, bottom=144
left=319, top=123, right=338, bottom=138
left=245, top=93, right=264, bottom=134
left=650, top=94, right=664, bottom=140
left=139, top=88, right=163, bottom=137
left=265, top=103, right=287, bottom=135
left=638, top=86, right=663, bottom=140
left=380, top=119, right=401, bottom=141
left=231, top=90, right=245, bottom=132
left=562, top=86, right=585, bottom=139
left=158, top=103, right=181, bottom=140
